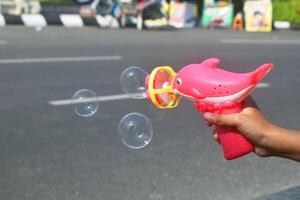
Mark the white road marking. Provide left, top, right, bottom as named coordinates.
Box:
left=0, top=56, right=122, bottom=64
left=49, top=83, right=270, bottom=106
left=49, top=93, right=145, bottom=106
left=220, top=38, right=300, bottom=44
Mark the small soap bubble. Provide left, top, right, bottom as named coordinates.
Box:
left=72, top=89, right=98, bottom=117
left=118, top=112, right=153, bottom=149
left=120, top=66, right=148, bottom=99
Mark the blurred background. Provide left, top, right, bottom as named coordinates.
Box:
left=0, top=0, right=299, bottom=30
left=0, top=0, right=299, bottom=200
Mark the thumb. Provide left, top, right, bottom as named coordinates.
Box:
left=203, top=112, right=240, bottom=127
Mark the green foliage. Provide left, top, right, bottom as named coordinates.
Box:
left=273, top=0, right=300, bottom=23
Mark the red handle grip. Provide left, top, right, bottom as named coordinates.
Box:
left=216, top=102, right=253, bottom=160
left=216, top=126, right=253, bottom=160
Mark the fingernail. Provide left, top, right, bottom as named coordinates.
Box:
left=203, top=113, right=213, bottom=120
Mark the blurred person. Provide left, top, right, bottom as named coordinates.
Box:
left=202, top=97, right=300, bottom=162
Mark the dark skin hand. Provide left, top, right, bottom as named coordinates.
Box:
left=203, top=97, right=300, bottom=162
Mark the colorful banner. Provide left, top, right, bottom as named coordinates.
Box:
left=169, top=1, right=198, bottom=28
left=244, top=0, right=273, bottom=32
left=201, top=5, right=233, bottom=28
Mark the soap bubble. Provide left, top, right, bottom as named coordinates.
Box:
left=72, top=89, right=98, bottom=117
left=118, top=112, right=153, bottom=149
left=120, top=66, right=148, bottom=99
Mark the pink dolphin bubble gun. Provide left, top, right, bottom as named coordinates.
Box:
left=145, top=58, right=273, bottom=160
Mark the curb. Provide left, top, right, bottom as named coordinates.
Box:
left=274, top=21, right=300, bottom=30
left=274, top=21, right=290, bottom=30
left=0, top=14, right=119, bottom=28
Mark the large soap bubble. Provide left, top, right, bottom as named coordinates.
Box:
left=120, top=66, right=148, bottom=99
left=118, top=112, right=153, bottom=149
left=72, top=89, right=98, bottom=117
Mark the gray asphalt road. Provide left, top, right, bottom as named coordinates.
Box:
left=0, top=27, right=299, bottom=200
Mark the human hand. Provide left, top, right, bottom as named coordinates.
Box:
left=203, top=97, right=275, bottom=157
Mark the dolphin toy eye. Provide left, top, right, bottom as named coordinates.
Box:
left=176, top=78, right=182, bottom=85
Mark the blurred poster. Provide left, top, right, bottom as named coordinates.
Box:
left=169, top=1, right=198, bottom=28
left=244, top=0, right=272, bottom=32
left=201, top=5, right=233, bottom=28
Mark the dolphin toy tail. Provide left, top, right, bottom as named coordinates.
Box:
left=252, top=63, right=274, bottom=84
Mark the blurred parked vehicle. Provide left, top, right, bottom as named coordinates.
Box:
left=118, top=0, right=169, bottom=29
left=74, top=0, right=116, bottom=15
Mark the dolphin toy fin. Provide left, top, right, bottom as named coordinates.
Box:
left=252, top=63, right=274, bottom=84
left=200, top=58, right=220, bottom=69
